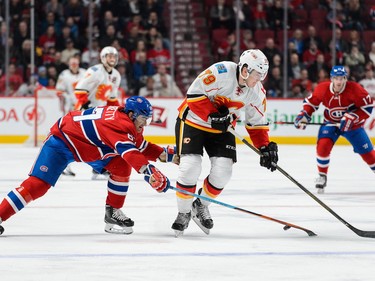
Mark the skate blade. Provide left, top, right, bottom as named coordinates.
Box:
left=105, top=224, right=133, bottom=234
left=192, top=215, right=210, bottom=235
left=62, top=171, right=76, bottom=177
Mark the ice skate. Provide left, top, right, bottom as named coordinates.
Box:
left=171, top=212, right=191, bottom=237
left=62, top=165, right=76, bottom=177
left=92, top=169, right=110, bottom=180
left=0, top=218, right=4, bottom=235
left=315, top=173, right=327, bottom=194
left=192, top=198, right=213, bottom=235
left=104, top=205, right=134, bottom=234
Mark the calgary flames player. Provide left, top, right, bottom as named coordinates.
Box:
left=74, top=46, right=121, bottom=110
left=55, top=56, right=86, bottom=177
left=56, top=56, right=86, bottom=114
left=171, top=49, right=279, bottom=236
left=0, top=96, right=178, bottom=236
left=74, top=46, right=121, bottom=179
left=294, top=66, right=375, bottom=193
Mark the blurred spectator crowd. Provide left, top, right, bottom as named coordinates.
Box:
left=0, top=0, right=374, bottom=99
left=0, top=0, right=181, bottom=98
left=208, top=0, right=375, bottom=98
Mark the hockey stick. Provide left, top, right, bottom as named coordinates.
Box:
left=228, top=127, right=375, bottom=238
left=169, top=186, right=317, bottom=237
left=274, top=121, right=324, bottom=126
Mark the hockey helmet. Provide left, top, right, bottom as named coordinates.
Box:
left=100, top=46, right=119, bottom=68
left=124, top=96, right=153, bottom=121
left=238, top=49, right=269, bottom=81
left=330, top=65, right=347, bottom=78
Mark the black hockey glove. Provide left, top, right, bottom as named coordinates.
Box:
left=259, top=142, right=278, bottom=172
left=81, top=100, right=91, bottom=110
left=209, top=107, right=231, bottom=133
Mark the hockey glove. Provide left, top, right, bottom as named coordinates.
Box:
left=259, top=142, right=278, bottom=172
left=143, top=164, right=170, bottom=193
left=159, top=145, right=180, bottom=165
left=209, top=107, right=231, bottom=133
left=339, top=112, right=356, bottom=132
left=294, top=111, right=311, bottom=130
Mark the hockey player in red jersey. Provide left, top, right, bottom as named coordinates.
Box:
left=0, top=96, right=177, bottom=236
left=294, top=66, right=375, bottom=193
left=171, top=49, right=279, bottom=236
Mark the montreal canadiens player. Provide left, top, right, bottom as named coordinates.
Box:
left=0, top=96, right=178, bottom=236
left=74, top=46, right=121, bottom=180
left=55, top=56, right=86, bottom=177
left=294, top=66, right=375, bottom=193
left=172, top=49, right=279, bottom=236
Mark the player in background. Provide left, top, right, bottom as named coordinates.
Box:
left=172, top=49, right=279, bottom=236
left=294, top=66, right=375, bottom=193
left=0, top=96, right=178, bottom=236
left=74, top=46, right=121, bottom=180
left=55, top=56, right=86, bottom=176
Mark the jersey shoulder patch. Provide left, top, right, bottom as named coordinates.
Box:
left=215, top=63, right=227, bottom=74
left=91, top=66, right=99, bottom=72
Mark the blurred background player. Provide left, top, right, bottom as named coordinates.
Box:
left=0, top=96, right=177, bottom=236
left=294, top=66, right=375, bottom=193
left=172, top=49, right=279, bottom=236
left=74, top=46, right=121, bottom=180
left=55, top=56, right=86, bottom=176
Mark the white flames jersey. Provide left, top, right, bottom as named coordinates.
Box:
left=56, top=68, right=86, bottom=112
left=179, top=61, right=268, bottom=132
left=75, top=64, right=121, bottom=107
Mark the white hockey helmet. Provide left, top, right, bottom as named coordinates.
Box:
left=100, top=46, right=119, bottom=68
left=238, top=49, right=269, bottom=81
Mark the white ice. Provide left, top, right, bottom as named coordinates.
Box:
left=1, top=143, right=375, bottom=281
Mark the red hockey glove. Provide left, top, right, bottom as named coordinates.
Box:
left=339, top=113, right=357, bottom=132
left=143, top=164, right=170, bottom=193
left=159, top=145, right=180, bottom=165
left=294, top=111, right=311, bottom=130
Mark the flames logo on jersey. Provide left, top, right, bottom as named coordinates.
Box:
left=214, top=95, right=244, bottom=110
left=95, top=84, right=113, bottom=101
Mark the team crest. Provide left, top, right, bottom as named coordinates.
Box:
left=183, top=138, right=191, bottom=144
left=40, top=165, right=48, bottom=172
left=127, top=133, right=135, bottom=141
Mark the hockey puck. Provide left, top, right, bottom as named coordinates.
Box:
left=283, top=225, right=291, bottom=231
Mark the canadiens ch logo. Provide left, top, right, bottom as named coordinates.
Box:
left=127, top=133, right=135, bottom=141
left=40, top=165, right=48, bottom=172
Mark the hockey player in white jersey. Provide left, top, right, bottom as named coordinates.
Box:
left=74, top=46, right=121, bottom=110
left=172, top=49, right=279, bottom=236
left=56, top=57, right=86, bottom=177
left=74, top=46, right=121, bottom=180
left=56, top=57, right=86, bottom=114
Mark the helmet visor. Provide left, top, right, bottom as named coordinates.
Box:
left=248, top=69, right=267, bottom=81
left=135, top=115, right=152, bottom=126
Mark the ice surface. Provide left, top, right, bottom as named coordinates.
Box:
left=1, top=144, right=375, bottom=281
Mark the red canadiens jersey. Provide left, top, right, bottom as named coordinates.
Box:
left=303, top=81, right=373, bottom=128
left=50, top=106, right=163, bottom=172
